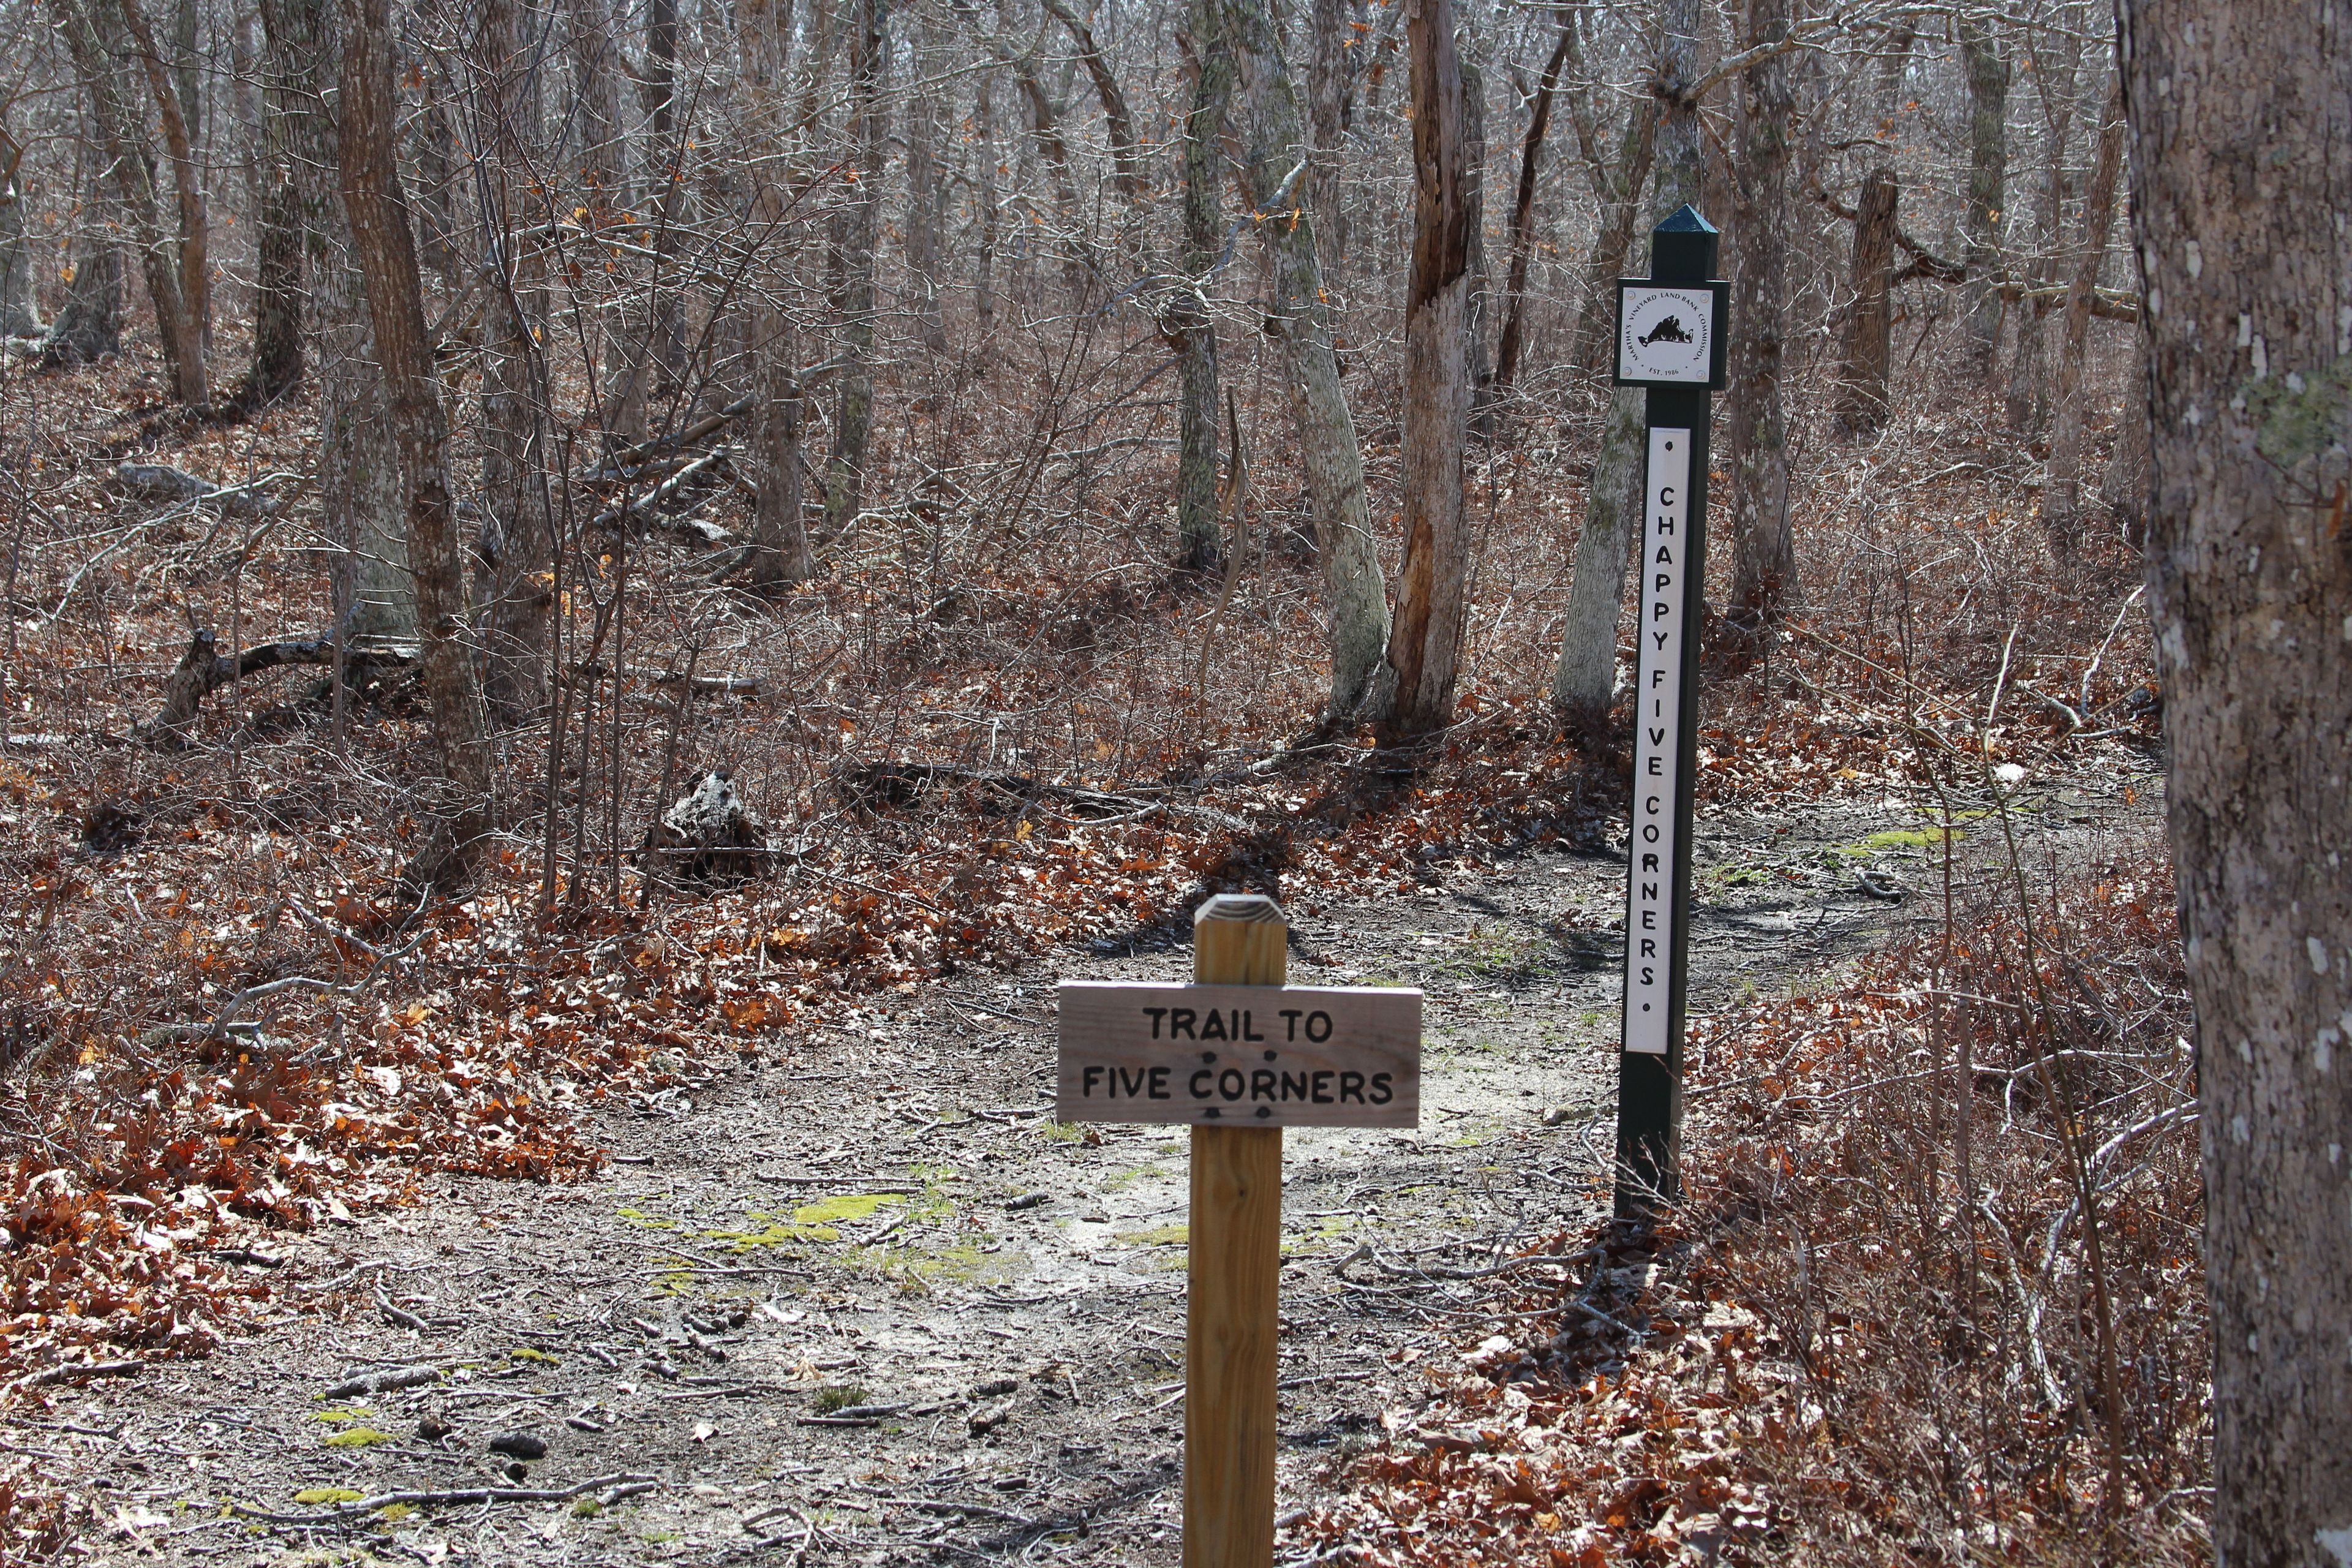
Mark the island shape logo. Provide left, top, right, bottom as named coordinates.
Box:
left=1618, top=284, right=1715, bottom=383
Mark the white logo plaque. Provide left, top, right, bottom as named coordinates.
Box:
left=1616, top=284, right=1719, bottom=385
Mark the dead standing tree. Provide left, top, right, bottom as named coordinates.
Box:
left=1381, top=0, right=1475, bottom=742
left=1834, top=165, right=1897, bottom=437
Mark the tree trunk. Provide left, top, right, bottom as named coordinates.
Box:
left=116, top=0, right=213, bottom=366
left=973, top=55, right=999, bottom=331
left=1958, top=17, right=2009, bottom=382
left=2038, top=77, right=2127, bottom=562
left=1040, top=0, right=1142, bottom=209
left=1489, top=21, right=1573, bottom=401
left=1305, top=0, right=1350, bottom=290
left=1229, top=0, right=1389, bottom=720
left=742, top=0, right=815, bottom=589
left=247, top=23, right=304, bottom=402
left=903, top=1, right=948, bottom=353
left=1834, top=166, right=1896, bottom=436
left=1171, top=0, right=1232, bottom=574
left=337, top=0, right=492, bottom=881
left=1725, top=0, right=1793, bottom=636
left=2098, top=340, right=2149, bottom=549
left=1381, top=0, right=1474, bottom=741
left=53, top=0, right=208, bottom=406
left=2117, top=1, right=2352, bottom=1558
left=823, top=0, right=884, bottom=533
left=42, top=127, right=120, bottom=363
left=0, top=129, right=41, bottom=337
left=1566, top=94, right=1657, bottom=380
left=475, top=0, right=554, bottom=717
left=259, top=0, right=413, bottom=648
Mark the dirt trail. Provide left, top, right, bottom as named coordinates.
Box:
left=45, top=778, right=2154, bottom=1565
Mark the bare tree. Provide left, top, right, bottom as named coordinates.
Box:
left=1381, top=0, right=1474, bottom=741
left=1958, top=14, right=2010, bottom=382
left=1834, top=165, right=1896, bottom=436
left=2038, top=75, right=2126, bottom=561
left=1169, top=0, right=1232, bottom=574
left=337, top=0, right=491, bottom=881
left=1488, top=18, right=1573, bottom=402
left=1725, top=0, right=1793, bottom=635
left=824, top=0, right=885, bottom=533
left=2119, top=0, right=2352, bottom=1556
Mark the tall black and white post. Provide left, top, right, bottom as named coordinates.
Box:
left=1611, top=206, right=1727, bottom=1216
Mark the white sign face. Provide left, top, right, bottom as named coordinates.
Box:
left=1623, top=428, right=1691, bottom=1057
left=1056, top=981, right=1421, bottom=1129
left=1617, top=285, right=1716, bottom=385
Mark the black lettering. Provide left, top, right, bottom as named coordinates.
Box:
left=1281, top=1071, right=1308, bottom=1101
left=1143, top=1008, right=1168, bottom=1039
left=1648, top=727, right=1666, bottom=747
left=1642, top=853, right=1659, bottom=873
left=1642, top=911, right=1657, bottom=931
left=1191, top=1069, right=1214, bottom=1098
left=1648, top=756, right=1663, bottom=775
left=1370, top=1073, right=1394, bottom=1105
left=1653, top=601, right=1670, bottom=620
left=1652, top=630, right=1670, bottom=649
left=1640, top=938, right=1657, bottom=957
left=1243, top=1011, right=1264, bottom=1042
left=1645, top=794, right=1662, bottom=816
left=1656, top=545, right=1673, bottom=564
left=1251, top=1069, right=1277, bottom=1100
left=1641, top=881, right=1658, bottom=902
left=1218, top=1069, right=1245, bottom=1101
left=1280, top=1008, right=1304, bottom=1041
left=1643, top=823, right=1661, bottom=843
left=1339, top=1071, right=1366, bottom=1103
left=1641, top=965, right=1655, bottom=984
left=1654, top=573, right=1672, bottom=592
left=1312, top=1071, right=1335, bottom=1104
left=1083, top=1066, right=1104, bottom=1096
left=1118, top=1067, right=1149, bottom=1097
left=1657, top=518, right=1676, bottom=536
left=1200, top=1009, right=1229, bottom=1041
left=1149, top=1067, right=1171, bottom=1099
left=1659, top=486, right=1676, bottom=507
left=1306, top=1011, right=1333, bottom=1042
left=1171, top=1008, right=1197, bottom=1040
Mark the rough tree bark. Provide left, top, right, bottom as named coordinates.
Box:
left=42, top=127, right=120, bottom=363
left=1227, top=0, right=1389, bottom=720
left=1958, top=15, right=2010, bottom=382
left=475, top=0, right=555, bottom=717
left=902, top=1, right=949, bottom=353
left=53, top=0, right=209, bottom=405
left=1305, top=0, right=1351, bottom=289
left=259, top=0, right=412, bottom=648
left=1725, top=0, right=1793, bottom=636
left=0, top=128, right=40, bottom=338
left=743, top=0, right=816, bottom=589
left=823, top=0, right=884, bottom=533
left=246, top=48, right=304, bottom=403
left=115, top=0, right=212, bottom=363
left=1381, top=0, right=1474, bottom=741
left=1040, top=0, right=1142, bottom=209
left=338, top=0, right=492, bottom=881
left=2038, top=76, right=2127, bottom=562
left=1834, top=166, right=1897, bottom=436
left=1170, top=0, right=1232, bottom=574
left=2117, top=2, right=2352, bottom=1559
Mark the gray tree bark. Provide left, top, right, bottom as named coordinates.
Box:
left=823, top=0, right=885, bottom=533
left=1958, top=16, right=2010, bottom=382
left=2038, top=76, right=2127, bottom=561
left=743, top=0, right=816, bottom=589
left=903, top=1, right=949, bottom=353
left=338, top=0, right=492, bottom=881
left=0, top=128, right=40, bottom=338
left=1228, top=0, right=1389, bottom=719
left=1170, top=0, right=1232, bottom=574
left=1726, top=0, right=1793, bottom=636
left=1834, top=166, right=1897, bottom=436
left=1381, top=0, right=1473, bottom=741
left=2117, top=1, right=2352, bottom=1559
left=260, top=0, right=412, bottom=648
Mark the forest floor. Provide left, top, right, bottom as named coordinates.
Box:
left=34, top=758, right=2162, bottom=1566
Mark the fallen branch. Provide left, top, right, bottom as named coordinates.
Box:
left=115, top=463, right=296, bottom=518
left=317, top=1365, right=446, bottom=1400
left=225, top=1471, right=660, bottom=1526
left=143, top=628, right=413, bottom=744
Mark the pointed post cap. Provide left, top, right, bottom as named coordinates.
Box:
left=1655, top=204, right=1717, bottom=235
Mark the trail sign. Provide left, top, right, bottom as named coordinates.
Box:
left=1056, top=981, right=1420, bottom=1128
left=1055, top=894, right=1422, bottom=1568
left=1610, top=205, right=1724, bottom=1216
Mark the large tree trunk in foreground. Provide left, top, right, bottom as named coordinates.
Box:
left=1834, top=166, right=1896, bottom=436
left=1725, top=0, right=1793, bottom=636
left=1381, top=0, right=1473, bottom=741
left=2038, top=76, right=2127, bottom=562
left=339, top=0, right=491, bottom=881
left=2119, top=2, right=2352, bottom=1560
left=1230, top=0, right=1389, bottom=720
left=1958, top=16, right=2010, bottom=383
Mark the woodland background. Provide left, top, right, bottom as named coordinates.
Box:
left=0, top=0, right=2201, bottom=1558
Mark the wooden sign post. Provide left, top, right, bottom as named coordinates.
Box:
left=1057, top=893, right=1420, bottom=1568
left=1611, top=206, right=1727, bottom=1217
